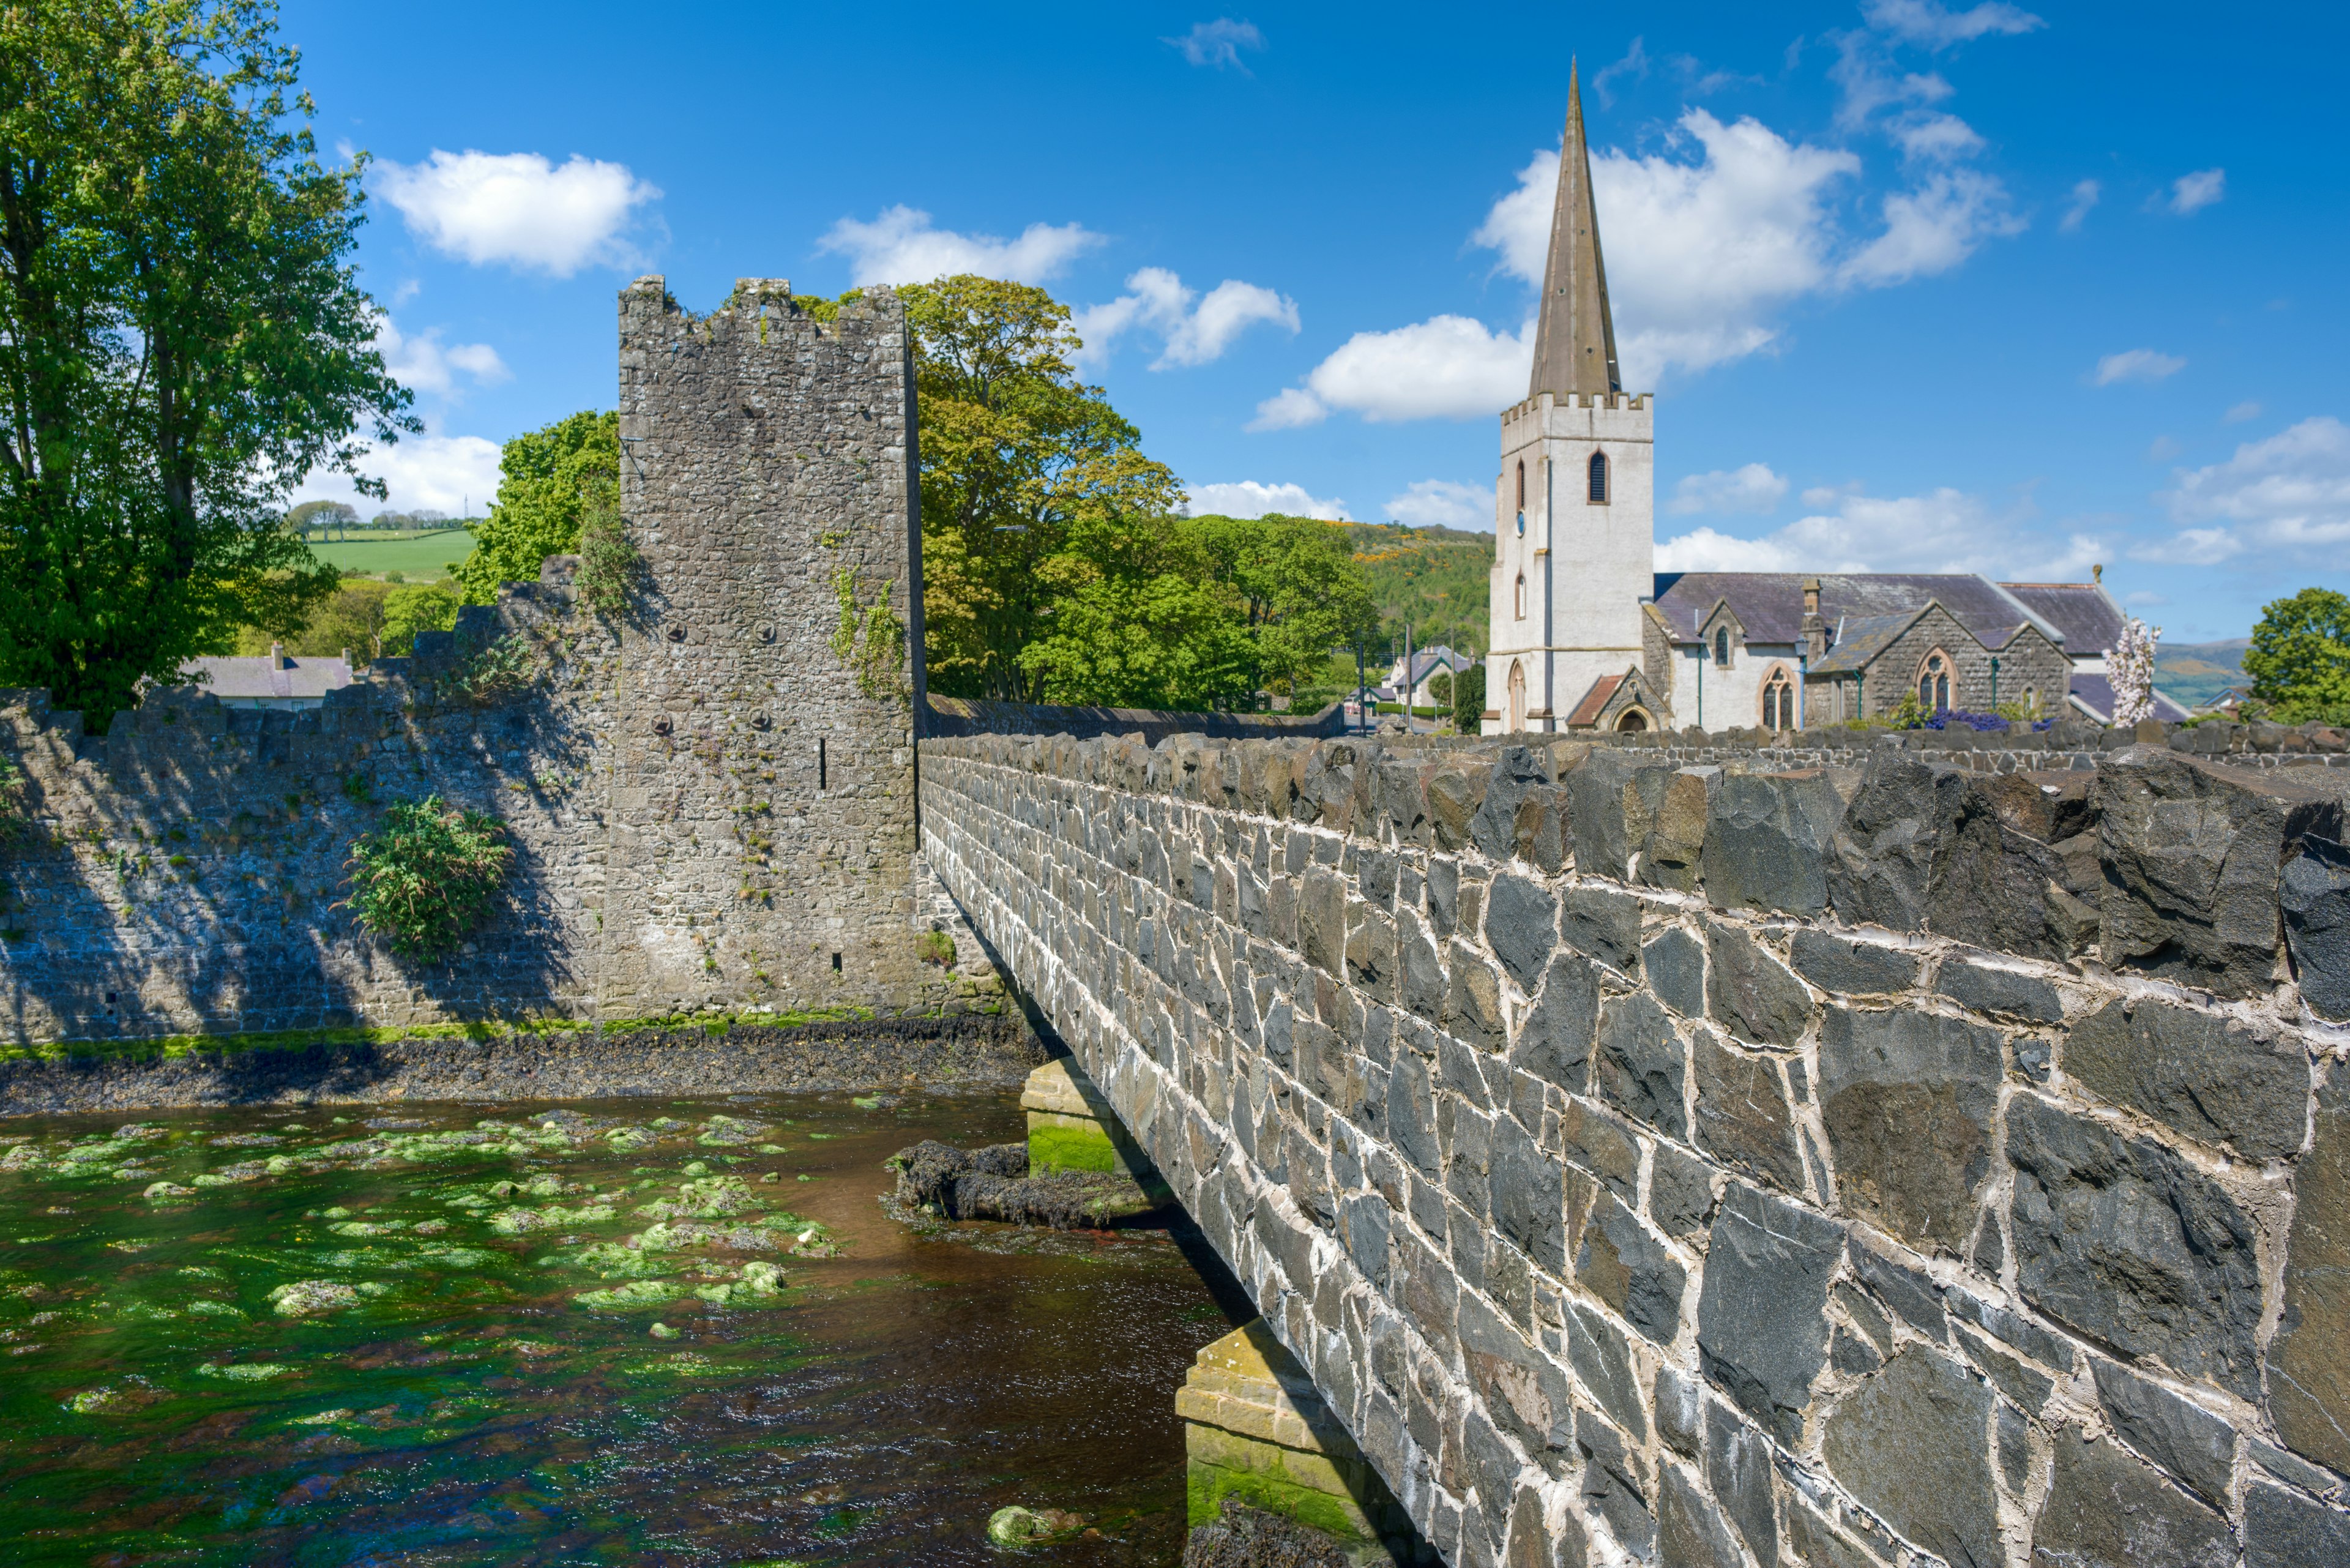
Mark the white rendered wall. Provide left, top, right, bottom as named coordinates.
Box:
left=1485, top=392, right=1655, bottom=733
left=1665, top=641, right=1805, bottom=732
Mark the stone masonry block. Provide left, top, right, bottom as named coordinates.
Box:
left=1691, top=1032, right=1807, bottom=1197
left=1595, top=991, right=1688, bottom=1139
left=1484, top=873, right=1558, bottom=992
left=1819, top=1006, right=2002, bottom=1255
left=1789, top=928, right=1920, bottom=995
left=1703, top=769, right=1843, bottom=915
left=1642, top=926, right=1704, bottom=1019
left=1822, top=1348, right=2001, bottom=1568
left=1696, top=1181, right=1842, bottom=1442
left=1510, top=952, right=1598, bottom=1095
left=2268, top=1064, right=2350, bottom=1474
left=2006, top=1094, right=2265, bottom=1398
left=2067, top=995, right=2308, bottom=1161
left=2031, top=1425, right=2236, bottom=1568
left=1573, top=1189, right=1687, bottom=1345
left=1639, top=767, right=1714, bottom=892
left=1559, top=883, right=1642, bottom=975
left=2283, top=837, right=2350, bottom=1020
left=2098, top=748, right=2348, bottom=998
left=1703, top=923, right=1813, bottom=1047
left=2089, top=1358, right=2237, bottom=1507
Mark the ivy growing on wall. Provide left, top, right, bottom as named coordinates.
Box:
left=339, top=796, right=515, bottom=962
left=830, top=566, right=909, bottom=704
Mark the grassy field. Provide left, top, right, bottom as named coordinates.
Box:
left=308, top=528, right=474, bottom=580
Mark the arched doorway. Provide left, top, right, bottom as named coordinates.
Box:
left=1615, top=708, right=1649, bottom=732
left=1507, top=660, right=1526, bottom=732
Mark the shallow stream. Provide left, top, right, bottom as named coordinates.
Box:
left=0, top=1089, right=1240, bottom=1565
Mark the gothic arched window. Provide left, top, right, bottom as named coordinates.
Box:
left=1516, top=461, right=1526, bottom=509
left=1918, top=651, right=1952, bottom=712
left=1514, top=574, right=1527, bottom=619
left=1762, top=668, right=1796, bottom=731
left=1587, top=451, right=1610, bottom=504
left=1712, top=627, right=1731, bottom=668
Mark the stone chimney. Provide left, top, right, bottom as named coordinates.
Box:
left=1800, top=579, right=1827, bottom=660
left=269, top=640, right=286, bottom=669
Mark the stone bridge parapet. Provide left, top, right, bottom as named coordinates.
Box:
left=919, top=730, right=2350, bottom=1567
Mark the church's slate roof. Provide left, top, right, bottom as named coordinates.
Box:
left=1805, top=610, right=1925, bottom=675
left=1649, top=572, right=2057, bottom=649
left=2001, top=581, right=2126, bottom=660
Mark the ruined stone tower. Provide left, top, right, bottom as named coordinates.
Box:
left=1486, top=65, right=1656, bottom=734
left=602, top=278, right=927, bottom=1018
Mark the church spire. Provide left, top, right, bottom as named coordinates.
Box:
left=1529, top=62, right=1622, bottom=399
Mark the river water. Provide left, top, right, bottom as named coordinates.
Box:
left=0, top=1089, right=1242, bottom=1566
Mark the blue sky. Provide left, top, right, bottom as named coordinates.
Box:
left=283, top=0, right=2349, bottom=643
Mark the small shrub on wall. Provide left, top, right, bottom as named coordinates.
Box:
left=340, top=796, right=514, bottom=961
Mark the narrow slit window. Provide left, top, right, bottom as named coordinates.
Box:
left=818, top=737, right=827, bottom=790
left=831, top=952, right=841, bottom=974
left=1514, top=574, right=1527, bottom=619
left=1713, top=628, right=1731, bottom=668
left=1587, top=451, right=1610, bottom=504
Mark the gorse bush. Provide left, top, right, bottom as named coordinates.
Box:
left=340, top=796, right=513, bottom=961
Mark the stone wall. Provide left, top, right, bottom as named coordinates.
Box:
left=0, top=281, right=966, bottom=1048
left=919, top=730, right=2350, bottom=1567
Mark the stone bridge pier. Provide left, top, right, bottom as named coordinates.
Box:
left=919, top=729, right=2350, bottom=1568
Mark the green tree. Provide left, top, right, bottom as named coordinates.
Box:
left=288, top=499, right=357, bottom=539
left=1451, top=663, right=1485, bottom=734
left=904, top=275, right=1182, bottom=700
left=236, top=578, right=392, bottom=663
left=1016, top=513, right=1251, bottom=709
left=381, top=583, right=460, bottom=656
left=452, top=410, right=619, bottom=603
left=1190, top=513, right=1380, bottom=698
left=2244, top=587, right=2350, bottom=723
left=0, top=0, right=414, bottom=729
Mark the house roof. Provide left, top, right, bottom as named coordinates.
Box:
left=1650, top=572, right=2058, bottom=650
left=1806, top=610, right=1927, bottom=676
left=1393, top=646, right=1472, bottom=685
left=2069, top=673, right=2194, bottom=724
left=176, top=654, right=355, bottom=702
left=1565, top=673, right=1625, bottom=728
left=1999, top=581, right=2125, bottom=660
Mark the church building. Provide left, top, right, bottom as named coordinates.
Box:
left=1483, top=70, right=2185, bottom=735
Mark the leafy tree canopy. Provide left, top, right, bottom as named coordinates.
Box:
left=2244, top=586, right=2350, bottom=724
left=905, top=275, right=1184, bottom=701
left=453, top=410, right=619, bottom=603
left=0, top=0, right=414, bottom=729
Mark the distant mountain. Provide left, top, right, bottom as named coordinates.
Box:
left=2157, top=639, right=2249, bottom=708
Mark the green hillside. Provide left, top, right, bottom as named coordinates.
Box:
left=308, top=528, right=475, bottom=581
left=2156, top=639, right=2248, bottom=708
left=1343, top=521, right=1493, bottom=657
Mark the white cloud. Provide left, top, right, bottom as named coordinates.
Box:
left=1839, top=168, right=2022, bottom=287
left=2094, top=348, right=2187, bottom=386
left=2224, top=401, right=2262, bottom=424
left=1386, top=480, right=1491, bottom=531
left=1892, top=111, right=1984, bottom=162
left=1862, top=0, right=2046, bottom=48
left=1253, top=315, right=1532, bottom=429
left=1072, top=267, right=1298, bottom=371
left=1165, top=18, right=1264, bottom=71
left=2155, top=415, right=2350, bottom=561
left=1185, top=480, right=1347, bottom=520
left=2166, top=168, right=2226, bottom=215
left=2133, top=528, right=2242, bottom=566
left=375, top=151, right=660, bottom=277
left=2059, top=178, right=2100, bottom=232
left=1829, top=35, right=1955, bottom=130
left=293, top=428, right=504, bottom=520
left=372, top=313, right=507, bottom=398
left=1473, top=111, right=1860, bottom=387
left=817, top=205, right=1103, bottom=286
left=1658, top=485, right=2100, bottom=578
left=1592, top=37, right=1651, bottom=105
left=1669, top=463, right=1789, bottom=516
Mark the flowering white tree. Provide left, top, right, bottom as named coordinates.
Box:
left=2110, top=615, right=2162, bottom=727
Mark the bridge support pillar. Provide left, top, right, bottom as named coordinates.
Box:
left=1177, top=1321, right=1419, bottom=1566
left=1021, top=1058, right=1163, bottom=1197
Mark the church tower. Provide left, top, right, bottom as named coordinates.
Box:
left=1484, top=65, right=1655, bottom=734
